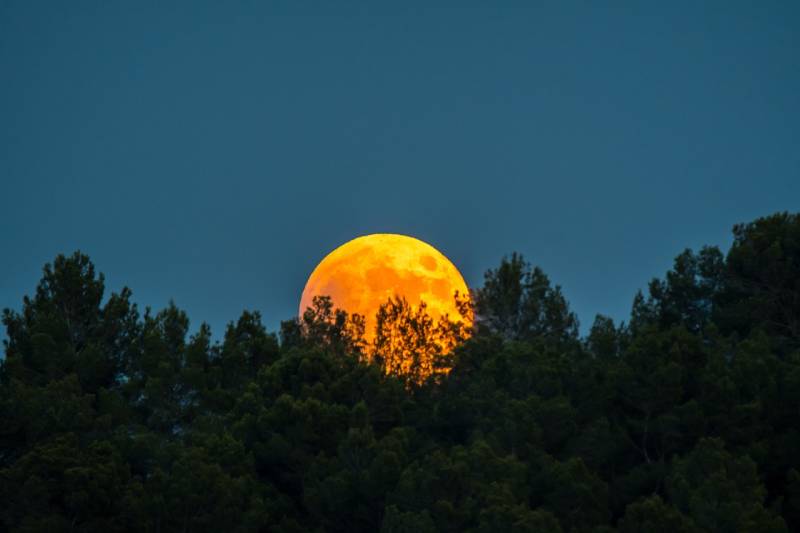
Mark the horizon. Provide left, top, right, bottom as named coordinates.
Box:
left=2, top=3, right=798, bottom=341
left=0, top=211, right=781, bottom=346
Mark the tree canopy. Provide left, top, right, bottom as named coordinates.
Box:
left=2, top=211, right=799, bottom=532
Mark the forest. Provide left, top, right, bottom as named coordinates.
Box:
left=1, top=211, right=799, bottom=532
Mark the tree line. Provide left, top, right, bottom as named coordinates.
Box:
left=1, top=212, right=799, bottom=532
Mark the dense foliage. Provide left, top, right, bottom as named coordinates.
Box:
left=2, top=212, right=799, bottom=532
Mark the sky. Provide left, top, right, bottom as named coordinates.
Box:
left=2, top=2, right=798, bottom=339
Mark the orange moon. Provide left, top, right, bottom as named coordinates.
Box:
left=299, top=234, right=470, bottom=341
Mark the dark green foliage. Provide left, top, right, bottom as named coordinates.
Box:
left=473, top=253, right=579, bottom=344
left=634, top=246, right=725, bottom=335
left=717, top=212, right=800, bottom=353
left=667, top=438, right=786, bottom=532
left=617, top=495, right=698, bottom=533
left=1, top=212, right=799, bottom=531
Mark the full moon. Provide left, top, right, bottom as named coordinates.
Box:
left=299, top=234, right=471, bottom=342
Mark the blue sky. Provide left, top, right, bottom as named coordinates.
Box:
left=2, top=2, right=798, bottom=338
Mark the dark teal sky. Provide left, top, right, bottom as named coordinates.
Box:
left=2, top=2, right=798, bottom=337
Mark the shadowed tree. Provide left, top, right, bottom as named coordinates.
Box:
left=629, top=246, right=725, bottom=336
left=281, top=295, right=367, bottom=356
left=373, top=297, right=443, bottom=384
left=667, top=438, right=787, bottom=532
left=220, top=310, right=279, bottom=386
left=473, top=253, right=578, bottom=343
left=716, top=212, right=800, bottom=353
left=3, top=212, right=800, bottom=531
left=586, top=314, right=626, bottom=359
left=2, top=251, right=140, bottom=391
left=372, top=294, right=472, bottom=385
left=618, top=495, right=698, bottom=533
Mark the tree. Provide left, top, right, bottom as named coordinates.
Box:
left=667, top=438, right=787, bottom=532
left=618, top=495, right=698, bottom=533
left=0, top=434, right=132, bottom=532
left=474, top=253, right=578, bottom=343
left=2, top=251, right=140, bottom=391
left=220, top=310, right=279, bottom=387
left=380, top=505, right=437, bottom=533
left=3, top=213, right=800, bottom=531
left=717, top=212, right=800, bottom=353
left=629, top=246, right=724, bottom=335
left=371, top=296, right=470, bottom=385
left=281, top=295, right=367, bottom=356
left=586, top=314, right=625, bottom=359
